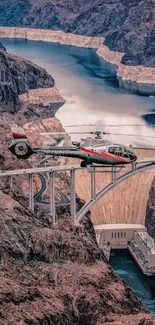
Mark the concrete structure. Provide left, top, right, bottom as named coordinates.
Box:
left=95, top=224, right=146, bottom=249
left=95, top=224, right=146, bottom=260
left=71, top=149, right=155, bottom=226
left=95, top=223, right=155, bottom=276
left=1, top=161, right=155, bottom=274
left=129, top=232, right=155, bottom=276
left=0, top=158, right=155, bottom=224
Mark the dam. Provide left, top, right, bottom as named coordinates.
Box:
left=1, top=158, right=155, bottom=277
left=1, top=37, right=155, bottom=313
left=2, top=39, right=155, bottom=226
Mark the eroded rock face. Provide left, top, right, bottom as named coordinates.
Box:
left=0, top=118, right=153, bottom=324
left=0, top=120, right=154, bottom=324
left=146, top=177, right=155, bottom=239
left=0, top=0, right=154, bottom=67
left=0, top=20, right=154, bottom=325
left=0, top=190, right=154, bottom=325
left=0, top=45, right=54, bottom=112
left=0, top=41, right=6, bottom=51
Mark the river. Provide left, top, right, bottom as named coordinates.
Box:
left=2, top=37, right=155, bottom=313
left=110, top=250, right=155, bottom=314
left=2, top=37, right=155, bottom=147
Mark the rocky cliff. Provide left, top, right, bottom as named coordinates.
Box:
left=0, top=0, right=154, bottom=68
left=0, top=40, right=6, bottom=51
left=0, top=42, right=155, bottom=324
left=0, top=40, right=64, bottom=116
left=0, top=116, right=154, bottom=324
left=0, top=117, right=153, bottom=324
left=0, top=187, right=155, bottom=325
left=146, top=177, right=155, bottom=239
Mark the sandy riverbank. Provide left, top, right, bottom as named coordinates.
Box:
left=0, top=26, right=155, bottom=95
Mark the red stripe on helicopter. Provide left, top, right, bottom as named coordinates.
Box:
left=80, top=147, right=128, bottom=163
left=12, top=132, right=27, bottom=138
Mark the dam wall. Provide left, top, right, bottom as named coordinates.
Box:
left=69, top=149, right=155, bottom=226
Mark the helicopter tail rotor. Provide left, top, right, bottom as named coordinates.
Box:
left=9, top=126, right=34, bottom=159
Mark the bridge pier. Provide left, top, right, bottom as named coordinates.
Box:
left=49, top=171, right=56, bottom=224
left=132, top=163, right=137, bottom=171
left=29, top=173, right=34, bottom=212
left=91, top=169, right=96, bottom=200
left=9, top=176, right=13, bottom=189
left=70, top=168, right=76, bottom=222
left=111, top=166, right=116, bottom=183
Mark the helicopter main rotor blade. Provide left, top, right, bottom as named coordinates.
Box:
left=40, top=132, right=66, bottom=135
left=39, top=130, right=155, bottom=138
left=65, top=124, right=147, bottom=128
left=39, top=131, right=92, bottom=135
left=133, top=147, right=155, bottom=150
left=103, top=132, right=155, bottom=138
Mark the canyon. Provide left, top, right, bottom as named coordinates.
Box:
left=0, top=0, right=154, bottom=94
left=0, top=0, right=154, bottom=67
left=0, top=26, right=154, bottom=95
left=0, top=40, right=155, bottom=324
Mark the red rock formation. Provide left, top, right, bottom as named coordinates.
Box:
left=0, top=0, right=154, bottom=67
left=0, top=200, right=154, bottom=325
left=145, top=177, right=155, bottom=239
left=0, top=39, right=154, bottom=325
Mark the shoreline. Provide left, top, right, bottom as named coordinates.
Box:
left=0, top=26, right=155, bottom=95
left=97, top=45, right=155, bottom=96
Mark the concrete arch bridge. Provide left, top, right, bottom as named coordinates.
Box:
left=0, top=157, right=155, bottom=225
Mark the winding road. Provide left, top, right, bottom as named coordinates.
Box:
left=34, top=166, right=70, bottom=206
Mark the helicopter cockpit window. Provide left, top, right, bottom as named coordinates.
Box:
left=108, top=146, right=129, bottom=158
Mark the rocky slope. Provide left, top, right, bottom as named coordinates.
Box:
left=0, top=118, right=154, bottom=324
left=0, top=0, right=154, bottom=67
left=0, top=40, right=5, bottom=51
left=0, top=115, right=152, bottom=324
left=0, top=42, right=154, bottom=325
left=0, top=40, right=64, bottom=116
left=0, top=189, right=155, bottom=325
left=146, top=177, right=155, bottom=239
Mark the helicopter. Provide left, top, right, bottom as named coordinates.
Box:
left=8, top=125, right=142, bottom=172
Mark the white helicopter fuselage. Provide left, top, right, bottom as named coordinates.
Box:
left=36, top=143, right=137, bottom=165
left=9, top=129, right=137, bottom=166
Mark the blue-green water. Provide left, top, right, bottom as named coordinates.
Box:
left=110, top=250, right=155, bottom=314
left=2, top=38, right=155, bottom=313
left=2, top=37, right=155, bottom=148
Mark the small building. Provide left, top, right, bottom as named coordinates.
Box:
left=94, top=223, right=155, bottom=275
left=128, top=231, right=155, bottom=275
left=95, top=224, right=146, bottom=249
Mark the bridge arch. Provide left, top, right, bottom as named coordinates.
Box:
left=76, top=162, right=155, bottom=223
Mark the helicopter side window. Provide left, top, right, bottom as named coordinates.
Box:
left=108, top=147, right=121, bottom=155
left=120, top=147, right=129, bottom=158
left=108, top=147, right=116, bottom=154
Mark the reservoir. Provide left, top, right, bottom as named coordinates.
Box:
left=2, top=38, right=155, bottom=147
left=2, top=38, right=155, bottom=313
